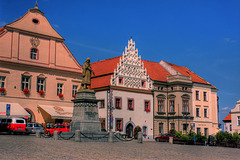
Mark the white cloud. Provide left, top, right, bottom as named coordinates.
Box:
left=221, top=106, right=231, bottom=111
left=224, top=38, right=236, bottom=43
left=0, top=21, right=7, bottom=27
left=53, top=24, right=59, bottom=28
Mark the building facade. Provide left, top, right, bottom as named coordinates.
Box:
left=91, top=38, right=154, bottom=139
left=0, top=4, right=82, bottom=126
left=223, top=99, right=240, bottom=134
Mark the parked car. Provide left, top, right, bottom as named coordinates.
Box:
left=155, top=134, right=178, bottom=142
left=0, top=117, right=27, bottom=134
left=26, top=123, right=44, bottom=134
left=46, top=124, right=70, bottom=135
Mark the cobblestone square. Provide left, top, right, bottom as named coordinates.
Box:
left=0, top=134, right=239, bottom=160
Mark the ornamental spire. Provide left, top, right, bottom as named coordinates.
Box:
left=35, top=1, right=38, bottom=9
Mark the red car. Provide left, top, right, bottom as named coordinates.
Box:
left=46, top=124, right=70, bottom=135
left=155, top=134, right=178, bottom=142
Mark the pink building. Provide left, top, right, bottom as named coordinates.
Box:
left=0, top=3, right=82, bottom=125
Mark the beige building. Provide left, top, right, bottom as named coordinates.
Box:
left=153, top=60, right=220, bottom=137
left=0, top=4, right=82, bottom=125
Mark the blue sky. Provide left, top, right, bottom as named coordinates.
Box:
left=1, top=0, right=240, bottom=127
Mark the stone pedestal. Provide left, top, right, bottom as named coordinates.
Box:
left=70, top=90, right=101, bottom=133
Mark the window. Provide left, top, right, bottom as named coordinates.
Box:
left=196, top=108, right=200, bottom=117
left=203, top=92, right=207, bottom=101
left=170, top=100, right=175, bottom=112
left=57, top=83, right=63, bottom=95
left=141, top=80, right=146, bottom=88
left=37, top=78, right=45, bottom=92
left=197, top=128, right=201, bottom=135
left=158, top=100, right=164, bottom=112
left=170, top=123, right=175, bottom=130
left=21, top=76, right=31, bottom=90
left=142, top=126, right=147, bottom=135
left=115, top=97, right=122, bottom=109
left=128, top=99, right=134, bottom=110
left=183, top=124, right=188, bottom=132
left=238, top=116, right=240, bottom=126
left=100, top=118, right=105, bottom=131
left=230, top=125, right=232, bottom=131
left=182, top=100, right=189, bottom=112
left=204, top=128, right=208, bottom=137
left=204, top=109, right=208, bottom=118
left=0, top=76, right=5, bottom=88
left=145, top=100, right=150, bottom=112
left=119, top=77, right=123, bottom=85
left=72, top=85, right=78, bottom=96
left=196, top=90, right=200, bottom=100
left=31, top=48, right=38, bottom=59
left=116, top=119, right=123, bottom=131
left=99, top=100, right=105, bottom=108
left=159, top=123, right=163, bottom=134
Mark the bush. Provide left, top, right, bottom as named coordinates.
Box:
left=133, top=125, right=141, bottom=139
left=169, top=129, right=176, bottom=134
left=215, top=131, right=232, bottom=143
left=175, top=131, right=182, bottom=139
left=195, top=134, right=206, bottom=142
left=232, top=132, right=240, bottom=143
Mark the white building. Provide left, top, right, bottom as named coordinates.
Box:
left=91, top=38, right=153, bottom=139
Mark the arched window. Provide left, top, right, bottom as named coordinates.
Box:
left=31, top=48, right=38, bottom=59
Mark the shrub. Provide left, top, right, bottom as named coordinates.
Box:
left=175, top=131, right=182, bottom=139
left=169, top=129, right=176, bottom=135
left=182, top=135, right=190, bottom=141
left=232, top=132, right=240, bottom=143
left=133, top=125, right=141, bottom=139
left=215, top=131, right=232, bottom=143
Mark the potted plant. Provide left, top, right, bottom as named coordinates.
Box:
left=73, top=94, right=76, bottom=99
left=145, top=108, right=150, bottom=112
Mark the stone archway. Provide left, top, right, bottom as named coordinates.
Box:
left=126, top=123, right=134, bottom=138
left=25, top=108, right=35, bottom=122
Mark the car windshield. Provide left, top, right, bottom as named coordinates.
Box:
left=27, top=124, right=33, bottom=127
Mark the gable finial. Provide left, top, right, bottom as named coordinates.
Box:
left=35, top=1, right=38, bottom=9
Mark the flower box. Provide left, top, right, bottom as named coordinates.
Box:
left=73, top=94, right=76, bottom=99
left=0, top=87, right=6, bottom=93
left=23, top=88, right=30, bottom=94
left=58, top=93, right=64, bottom=98
left=145, top=108, right=150, bottom=112
left=38, top=90, right=45, bottom=96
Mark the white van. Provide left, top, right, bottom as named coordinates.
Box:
left=0, top=117, right=27, bottom=134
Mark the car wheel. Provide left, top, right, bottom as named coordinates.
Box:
left=47, top=132, right=51, bottom=136
left=156, top=138, right=160, bottom=142
left=7, top=131, right=11, bottom=135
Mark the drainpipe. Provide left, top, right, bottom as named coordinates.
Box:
left=152, top=89, right=154, bottom=138
left=167, top=85, right=169, bottom=134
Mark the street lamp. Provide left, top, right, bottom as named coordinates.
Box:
left=182, top=112, right=190, bottom=134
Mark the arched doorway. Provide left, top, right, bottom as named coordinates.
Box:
left=25, top=109, right=35, bottom=122
left=126, top=123, right=133, bottom=138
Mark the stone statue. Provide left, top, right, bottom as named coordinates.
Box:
left=80, top=58, right=95, bottom=90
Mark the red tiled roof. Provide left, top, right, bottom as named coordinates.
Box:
left=0, top=27, right=5, bottom=35
left=91, top=75, right=112, bottom=89
left=91, top=56, right=121, bottom=77
left=222, top=113, right=231, bottom=122
left=165, top=61, right=215, bottom=87
left=142, top=60, right=169, bottom=82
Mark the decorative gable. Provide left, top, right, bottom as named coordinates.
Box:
left=110, top=38, right=152, bottom=90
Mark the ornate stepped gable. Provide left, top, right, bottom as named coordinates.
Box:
left=110, top=38, right=152, bottom=90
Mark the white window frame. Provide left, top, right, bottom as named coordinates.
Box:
left=72, top=85, right=78, bottom=96
left=22, top=76, right=31, bottom=90
left=37, top=78, right=45, bottom=92
left=57, top=83, right=63, bottom=95
left=0, top=76, right=5, bottom=88
left=31, top=48, right=38, bottom=60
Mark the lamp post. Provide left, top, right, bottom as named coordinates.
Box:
left=182, top=112, right=190, bottom=134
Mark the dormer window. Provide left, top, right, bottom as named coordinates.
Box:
left=31, top=48, right=38, bottom=59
